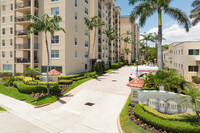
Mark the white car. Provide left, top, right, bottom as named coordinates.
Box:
left=129, top=66, right=158, bottom=81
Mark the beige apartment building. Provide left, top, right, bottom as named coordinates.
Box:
left=163, top=41, right=200, bottom=81
left=120, top=15, right=139, bottom=63
left=0, top=0, right=122, bottom=75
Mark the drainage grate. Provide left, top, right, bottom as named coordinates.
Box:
left=85, top=102, right=95, bottom=106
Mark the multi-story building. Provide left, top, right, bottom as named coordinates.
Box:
left=163, top=41, right=200, bottom=81
left=120, top=15, right=140, bottom=63
left=90, top=0, right=121, bottom=66
left=0, top=0, right=121, bottom=75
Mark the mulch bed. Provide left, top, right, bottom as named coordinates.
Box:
left=128, top=106, right=172, bottom=133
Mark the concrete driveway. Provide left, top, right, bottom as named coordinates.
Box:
left=0, top=66, right=131, bottom=133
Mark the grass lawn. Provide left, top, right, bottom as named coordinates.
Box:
left=120, top=94, right=148, bottom=133
left=105, top=69, right=115, bottom=73
left=0, top=106, right=6, bottom=111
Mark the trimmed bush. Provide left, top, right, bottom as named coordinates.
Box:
left=134, top=104, right=200, bottom=133
left=14, top=81, right=60, bottom=94
left=58, top=74, right=81, bottom=80
left=26, top=81, right=38, bottom=85
left=36, top=75, right=43, bottom=80
left=15, top=76, right=24, bottom=81
left=23, top=77, right=35, bottom=84
left=0, top=71, right=13, bottom=77
left=192, top=76, right=200, bottom=84
left=72, top=76, right=86, bottom=81
left=111, top=62, right=124, bottom=69
left=142, top=104, right=197, bottom=122
left=84, top=72, right=96, bottom=77
left=58, top=80, right=73, bottom=85
left=94, top=61, right=106, bottom=74
left=38, top=82, right=58, bottom=86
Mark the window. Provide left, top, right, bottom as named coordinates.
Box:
left=85, top=51, right=88, bottom=58
left=188, top=66, right=198, bottom=72
left=75, top=12, right=77, bottom=20
left=75, top=38, right=77, bottom=45
left=85, top=29, right=88, bottom=36
left=10, top=27, right=13, bottom=34
left=10, top=16, right=13, bottom=23
left=2, top=28, right=5, bottom=35
left=10, top=51, right=13, bottom=58
left=51, top=36, right=59, bottom=44
left=85, top=0, right=88, bottom=4
left=3, top=65, right=12, bottom=71
left=75, top=0, right=77, bottom=7
left=10, top=4, right=13, bottom=10
left=10, top=39, right=13, bottom=46
left=2, top=40, right=5, bottom=46
left=85, top=8, right=88, bottom=15
left=2, top=51, right=5, bottom=58
left=85, top=41, right=88, bottom=47
left=2, top=5, right=6, bottom=12
left=51, top=0, right=59, bottom=2
left=51, top=50, right=59, bottom=58
left=41, top=66, right=62, bottom=73
left=2, top=17, right=5, bottom=24
left=189, top=49, right=199, bottom=55
left=51, top=7, right=59, bottom=16
left=75, top=25, right=77, bottom=33
left=55, top=22, right=59, bottom=27
left=75, top=50, right=78, bottom=58
left=85, top=64, right=87, bottom=70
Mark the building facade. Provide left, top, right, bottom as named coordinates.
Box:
left=163, top=41, right=200, bottom=81
left=0, top=0, right=122, bottom=75
left=120, top=15, right=139, bottom=63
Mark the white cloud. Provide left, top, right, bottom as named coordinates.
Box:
left=143, top=23, right=200, bottom=46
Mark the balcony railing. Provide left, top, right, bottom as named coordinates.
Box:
left=15, top=1, right=39, bottom=9
left=15, top=44, right=30, bottom=49
left=15, top=30, right=38, bottom=36
left=15, top=57, right=38, bottom=63
left=15, top=16, right=30, bottom=22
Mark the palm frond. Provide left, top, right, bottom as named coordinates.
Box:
left=128, top=0, right=147, bottom=6
left=165, top=7, right=191, bottom=32
left=192, top=0, right=200, bottom=7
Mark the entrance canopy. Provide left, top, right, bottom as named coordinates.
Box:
left=48, top=69, right=61, bottom=76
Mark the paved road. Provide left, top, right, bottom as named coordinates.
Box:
left=0, top=66, right=131, bottom=133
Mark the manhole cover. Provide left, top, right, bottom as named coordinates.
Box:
left=112, top=80, right=117, bottom=82
left=85, top=102, right=95, bottom=106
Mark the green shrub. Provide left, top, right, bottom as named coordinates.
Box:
left=38, top=82, right=58, bottom=86
left=23, top=77, right=35, bottom=84
left=72, top=76, right=86, bottom=81
left=111, top=62, right=124, bottom=69
left=36, top=75, right=43, bottom=80
left=94, top=61, right=106, bottom=74
left=142, top=104, right=197, bottom=122
left=58, top=74, right=81, bottom=80
left=84, top=72, right=96, bottom=77
left=142, top=86, right=157, bottom=90
left=14, top=81, right=60, bottom=94
left=134, top=104, right=200, bottom=133
left=0, top=71, right=13, bottom=77
left=26, top=81, right=38, bottom=85
left=192, top=76, right=200, bottom=84
left=58, top=80, right=73, bottom=85
left=15, top=76, right=24, bottom=81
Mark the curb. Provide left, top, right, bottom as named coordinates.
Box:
left=34, top=103, right=51, bottom=108
left=117, top=115, right=124, bottom=133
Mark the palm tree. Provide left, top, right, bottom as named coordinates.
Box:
left=180, top=83, right=200, bottom=120
left=129, top=0, right=190, bottom=69
left=103, top=28, right=118, bottom=65
left=26, top=14, right=66, bottom=95
left=24, top=67, right=40, bottom=81
left=190, top=0, right=200, bottom=26
left=84, top=16, right=105, bottom=68
left=140, top=32, right=154, bottom=63
left=152, top=32, right=166, bottom=57
left=122, top=31, right=133, bottom=61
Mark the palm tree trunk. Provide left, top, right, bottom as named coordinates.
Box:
left=88, top=30, right=91, bottom=73
left=146, top=40, right=148, bottom=64
left=157, top=10, right=163, bottom=69
left=91, top=27, right=97, bottom=71
left=45, top=32, right=50, bottom=95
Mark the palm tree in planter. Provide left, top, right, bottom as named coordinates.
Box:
left=84, top=16, right=105, bottom=70
left=190, top=0, right=200, bottom=26
left=129, top=0, right=190, bottom=69
left=103, top=28, right=118, bottom=65
left=24, top=67, right=40, bottom=81
left=26, top=14, right=66, bottom=95
left=180, top=83, right=200, bottom=120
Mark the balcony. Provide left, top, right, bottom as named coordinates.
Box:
left=15, top=44, right=30, bottom=50
left=15, top=57, right=38, bottom=63
left=15, top=1, right=39, bottom=9
left=15, top=30, right=38, bottom=36
left=15, top=16, right=30, bottom=22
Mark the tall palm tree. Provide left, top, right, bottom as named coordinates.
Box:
left=180, top=83, right=200, bottom=120
left=129, top=0, right=190, bottom=69
left=140, top=32, right=154, bottom=63
left=26, top=14, right=66, bottom=95
left=152, top=32, right=166, bottom=57
left=190, top=0, right=200, bottom=26
left=122, top=31, right=133, bottom=61
left=84, top=16, right=105, bottom=68
left=103, top=28, right=118, bottom=65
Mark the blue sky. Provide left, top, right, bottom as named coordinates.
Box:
left=116, top=0, right=193, bottom=33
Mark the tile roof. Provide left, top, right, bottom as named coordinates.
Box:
left=127, top=78, right=144, bottom=88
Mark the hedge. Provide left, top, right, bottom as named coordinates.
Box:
left=23, top=77, right=35, bottom=84
left=72, top=76, right=86, bottom=81
left=111, top=62, right=124, bottom=69
left=38, top=82, right=58, bottom=86
left=192, top=76, right=200, bottom=84
left=58, top=80, right=73, bottom=85
left=142, top=104, right=197, bottom=122
left=13, top=81, right=60, bottom=94
left=0, top=71, right=20, bottom=77
left=58, top=72, right=96, bottom=80
left=134, top=104, right=200, bottom=133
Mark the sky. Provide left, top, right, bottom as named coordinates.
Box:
left=115, top=0, right=200, bottom=45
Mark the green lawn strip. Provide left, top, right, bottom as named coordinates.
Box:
left=105, top=69, right=115, bottom=73
left=120, top=94, right=148, bottom=133
left=0, top=106, right=6, bottom=111
left=26, top=95, right=58, bottom=106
